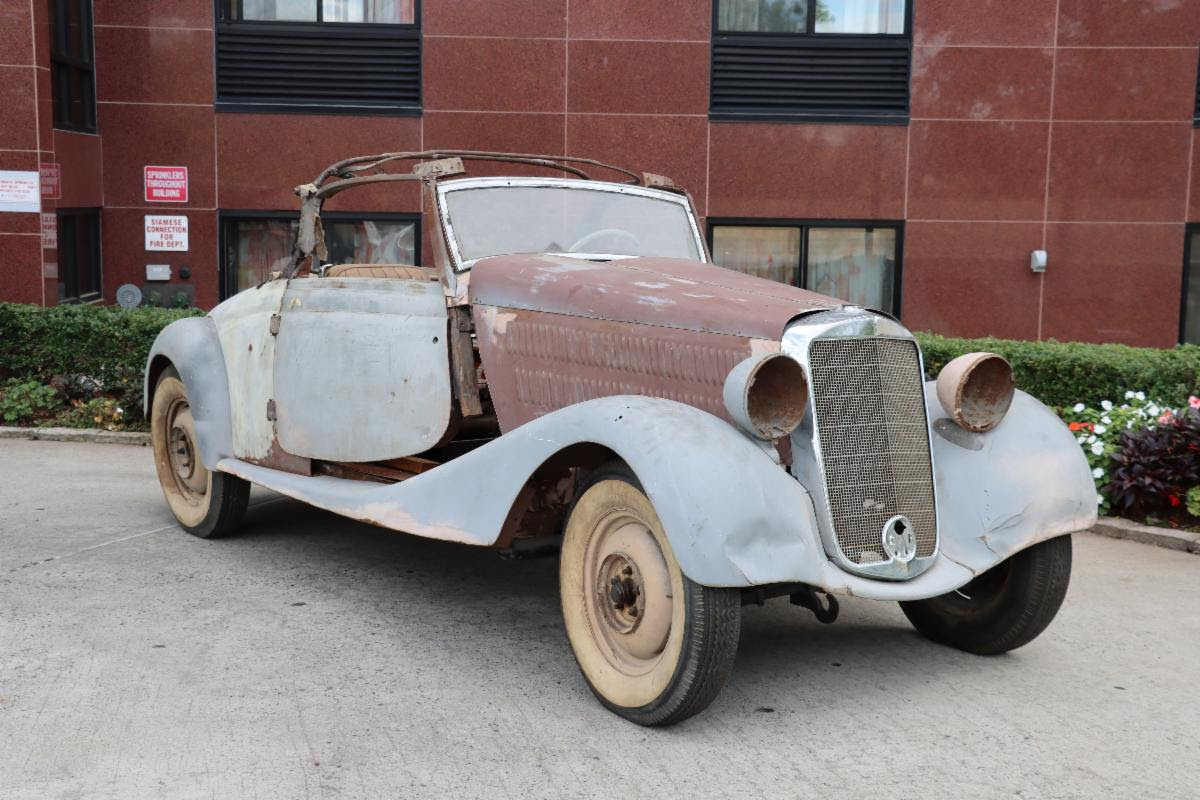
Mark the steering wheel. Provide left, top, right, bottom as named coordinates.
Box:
left=568, top=228, right=642, bottom=254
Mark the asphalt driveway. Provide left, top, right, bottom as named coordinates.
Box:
left=1, top=438, right=1197, bottom=799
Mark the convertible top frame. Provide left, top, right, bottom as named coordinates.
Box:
left=287, top=150, right=684, bottom=278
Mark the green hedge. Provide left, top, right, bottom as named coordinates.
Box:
left=0, top=302, right=201, bottom=425
left=915, top=333, right=1200, bottom=409
left=2, top=302, right=1198, bottom=428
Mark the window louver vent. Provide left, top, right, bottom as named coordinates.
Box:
left=711, top=35, right=910, bottom=124
left=216, top=22, right=420, bottom=115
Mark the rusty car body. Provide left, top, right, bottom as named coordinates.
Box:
left=145, top=152, right=1097, bottom=726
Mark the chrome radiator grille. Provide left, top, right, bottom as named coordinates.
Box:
left=808, top=337, right=937, bottom=564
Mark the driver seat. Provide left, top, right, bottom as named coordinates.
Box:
left=323, top=264, right=436, bottom=280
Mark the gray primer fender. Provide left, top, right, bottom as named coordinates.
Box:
left=924, top=384, right=1098, bottom=581
left=212, top=390, right=1096, bottom=600
left=144, top=316, right=234, bottom=469
left=217, top=395, right=826, bottom=587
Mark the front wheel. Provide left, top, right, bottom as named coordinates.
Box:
left=151, top=367, right=249, bottom=539
left=559, top=468, right=741, bottom=726
left=899, top=535, right=1073, bottom=655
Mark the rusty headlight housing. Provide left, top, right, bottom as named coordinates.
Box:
left=723, top=353, right=809, bottom=440
left=936, top=352, right=1015, bottom=433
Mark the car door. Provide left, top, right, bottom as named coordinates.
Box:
left=270, top=275, right=452, bottom=462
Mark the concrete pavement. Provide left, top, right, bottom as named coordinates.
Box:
left=1, top=438, right=1197, bottom=799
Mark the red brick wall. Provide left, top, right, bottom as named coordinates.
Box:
left=1, top=0, right=1198, bottom=346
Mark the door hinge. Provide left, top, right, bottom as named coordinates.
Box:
left=266, top=399, right=277, bottom=421
left=269, top=314, right=281, bottom=335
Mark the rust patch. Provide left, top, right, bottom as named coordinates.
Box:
left=470, top=254, right=838, bottom=341
left=244, top=439, right=312, bottom=476
left=936, top=352, right=1015, bottom=433
left=474, top=305, right=762, bottom=431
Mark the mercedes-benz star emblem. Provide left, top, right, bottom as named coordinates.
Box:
left=882, top=515, right=916, bottom=563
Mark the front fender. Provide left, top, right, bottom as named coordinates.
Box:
left=219, top=395, right=826, bottom=586
left=144, top=316, right=233, bottom=469
left=928, top=384, right=1098, bottom=577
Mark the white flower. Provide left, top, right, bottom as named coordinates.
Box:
left=1072, top=403, right=1085, bottom=412
left=1147, top=404, right=1160, bottom=416
left=1124, top=391, right=1135, bottom=400
left=1135, top=391, right=1146, bottom=401
left=1102, top=416, right=1112, bottom=425
left=1091, top=442, right=1104, bottom=455
left=1093, top=424, right=1107, bottom=434
left=1102, top=400, right=1114, bottom=411
left=1086, top=435, right=1097, bottom=444
left=1092, top=467, right=1105, bottom=479
left=1097, top=494, right=1104, bottom=505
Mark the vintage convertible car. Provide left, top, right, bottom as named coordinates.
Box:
left=145, top=151, right=1096, bottom=726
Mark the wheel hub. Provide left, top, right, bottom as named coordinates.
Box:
left=585, top=518, right=674, bottom=667
left=169, top=425, right=195, bottom=480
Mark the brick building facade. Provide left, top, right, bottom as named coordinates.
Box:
left=2, top=0, right=1199, bottom=346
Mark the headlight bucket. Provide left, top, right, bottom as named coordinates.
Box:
left=723, top=352, right=808, bottom=440
left=936, top=352, right=1015, bottom=433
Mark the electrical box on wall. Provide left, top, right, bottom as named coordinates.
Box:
left=1030, top=250, right=1048, bottom=273
left=146, top=264, right=171, bottom=281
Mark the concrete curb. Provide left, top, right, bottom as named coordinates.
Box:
left=0, top=426, right=149, bottom=447
left=1090, top=517, right=1200, bottom=555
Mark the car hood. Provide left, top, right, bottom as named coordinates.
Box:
left=467, top=254, right=843, bottom=340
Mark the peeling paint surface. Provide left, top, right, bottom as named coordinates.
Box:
left=272, top=277, right=452, bottom=462
left=214, top=390, right=1095, bottom=600
left=473, top=304, right=762, bottom=430
left=469, top=254, right=838, bottom=340
left=210, top=281, right=288, bottom=460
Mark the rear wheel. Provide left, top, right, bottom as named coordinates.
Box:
left=560, top=467, right=741, bottom=726
left=151, top=368, right=249, bottom=538
left=899, top=535, right=1072, bottom=655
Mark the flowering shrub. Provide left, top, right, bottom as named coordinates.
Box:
left=54, top=397, right=130, bottom=431
left=1105, top=403, right=1200, bottom=524
left=1060, top=392, right=1169, bottom=515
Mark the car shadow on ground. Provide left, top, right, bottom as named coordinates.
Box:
left=224, top=495, right=1001, bottom=714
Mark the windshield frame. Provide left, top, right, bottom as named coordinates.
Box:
left=435, top=177, right=708, bottom=272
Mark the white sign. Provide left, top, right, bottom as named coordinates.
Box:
left=145, top=215, right=189, bottom=252
left=146, top=264, right=172, bottom=281
left=41, top=213, right=57, bottom=249
left=0, top=170, right=40, bottom=213
left=42, top=261, right=58, bottom=279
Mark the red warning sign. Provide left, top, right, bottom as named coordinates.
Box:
left=144, top=166, right=188, bottom=203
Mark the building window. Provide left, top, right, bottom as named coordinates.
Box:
left=709, top=220, right=902, bottom=314
left=1194, top=48, right=1200, bottom=126
left=215, top=1, right=421, bottom=115
left=50, top=0, right=97, bottom=133
left=1183, top=225, right=1200, bottom=344
left=219, top=212, right=420, bottom=299
left=711, top=0, right=912, bottom=124
left=57, top=208, right=102, bottom=303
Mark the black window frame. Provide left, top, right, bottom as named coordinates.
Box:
left=218, top=209, right=422, bottom=300
left=50, top=0, right=97, bottom=133
left=710, top=0, right=914, bottom=125
left=1182, top=223, right=1200, bottom=344
left=56, top=207, right=103, bottom=304
left=1193, top=45, right=1200, bottom=127
left=707, top=217, right=905, bottom=316
left=213, top=0, right=422, bottom=116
